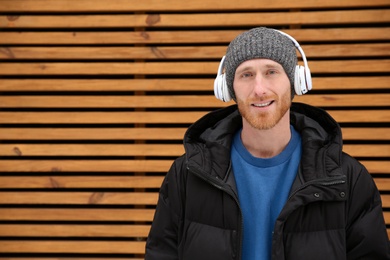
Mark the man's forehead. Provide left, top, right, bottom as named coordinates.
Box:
left=236, top=58, right=283, bottom=71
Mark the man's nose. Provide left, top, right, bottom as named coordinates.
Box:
left=252, top=75, right=267, bottom=95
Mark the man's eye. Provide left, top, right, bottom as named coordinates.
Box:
left=242, top=72, right=252, bottom=78
left=267, top=70, right=278, bottom=75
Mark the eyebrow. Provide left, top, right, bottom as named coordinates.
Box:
left=235, top=62, right=283, bottom=74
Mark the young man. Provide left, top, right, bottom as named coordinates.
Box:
left=145, top=27, right=390, bottom=259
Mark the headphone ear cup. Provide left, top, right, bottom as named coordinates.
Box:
left=214, top=73, right=231, bottom=102
left=294, top=65, right=308, bottom=95
left=305, top=66, right=312, bottom=91
left=221, top=74, right=232, bottom=102
left=215, top=73, right=231, bottom=102
left=214, top=74, right=224, bottom=100
left=294, top=65, right=303, bottom=95
left=299, top=66, right=307, bottom=95
left=214, top=56, right=231, bottom=102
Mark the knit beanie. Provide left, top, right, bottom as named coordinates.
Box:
left=224, top=27, right=297, bottom=100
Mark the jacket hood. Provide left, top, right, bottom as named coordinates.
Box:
left=184, top=102, right=344, bottom=183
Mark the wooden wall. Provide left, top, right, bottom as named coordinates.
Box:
left=0, top=0, right=389, bottom=258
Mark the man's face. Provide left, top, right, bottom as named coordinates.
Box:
left=233, top=58, right=292, bottom=130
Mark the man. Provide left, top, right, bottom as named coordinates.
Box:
left=145, top=27, right=390, bottom=259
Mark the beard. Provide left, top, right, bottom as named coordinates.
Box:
left=236, top=90, right=291, bottom=130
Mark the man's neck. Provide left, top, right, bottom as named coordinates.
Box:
left=240, top=113, right=291, bottom=159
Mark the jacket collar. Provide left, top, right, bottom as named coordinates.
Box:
left=184, top=102, right=343, bottom=183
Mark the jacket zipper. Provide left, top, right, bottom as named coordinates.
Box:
left=187, top=165, right=243, bottom=260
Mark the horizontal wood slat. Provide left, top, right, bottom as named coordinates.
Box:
left=0, top=241, right=146, bottom=254
left=0, top=144, right=185, bottom=156
left=1, top=0, right=389, bottom=12
left=341, top=128, right=390, bottom=140
left=0, top=224, right=151, bottom=237
left=0, top=176, right=387, bottom=192
left=1, top=60, right=389, bottom=75
left=1, top=77, right=389, bottom=91
left=380, top=195, right=390, bottom=208
left=1, top=28, right=390, bottom=45
left=0, top=142, right=389, bottom=157
left=0, top=128, right=187, bottom=140
left=0, top=192, right=159, bottom=205
left=0, top=111, right=389, bottom=124
left=2, top=44, right=389, bottom=60
left=1, top=127, right=389, bottom=141
left=0, top=160, right=172, bottom=172
left=0, top=111, right=205, bottom=123
left=0, top=208, right=155, bottom=221
left=0, top=160, right=388, bottom=173
left=1, top=10, right=390, bottom=28
left=360, top=161, right=390, bottom=174
left=0, top=94, right=389, bottom=108
left=0, top=176, right=164, bottom=189
left=343, top=145, right=390, bottom=157
left=375, top=179, right=390, bottom=191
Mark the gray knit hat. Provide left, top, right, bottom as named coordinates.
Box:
left=224, top=27, right=297, bottom=100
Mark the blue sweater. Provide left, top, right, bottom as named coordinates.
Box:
left=231, top=126, right=302, bottom=260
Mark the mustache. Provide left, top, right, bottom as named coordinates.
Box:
left=246, top=95, right=276, bottom=103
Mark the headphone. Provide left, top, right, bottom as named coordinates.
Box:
left=214, top=29, right=312, bottom=102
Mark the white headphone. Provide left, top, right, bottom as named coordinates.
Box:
left=214, top=29, right=312, bottom=102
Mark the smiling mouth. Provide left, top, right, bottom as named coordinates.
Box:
left=252, top=101, right=273, bottom=108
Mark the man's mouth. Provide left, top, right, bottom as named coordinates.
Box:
left=252, top=101, right=273, bottom=108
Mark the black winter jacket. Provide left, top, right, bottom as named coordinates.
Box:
left=145, top=103, right=390, bottom=260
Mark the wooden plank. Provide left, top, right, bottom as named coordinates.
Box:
left=380, top=194, right=390, bottom=207
left=0, top=94, right=389, bottom=108
left=294, top=94, right=390, bottom=107
left=0, top=224, right=151, bottom=237
left=374, top=178, right=390, bottom=191
left=0, top=96, right=221, bottom=109
left=328, top=111, right=390, bottom=123
left=1, top=10, right=389, bottom=28
left=0, top=77, right=389, bottom=91
left=0, top=60, right=389, bottom=75
left=0, top=144, right=184, bottom=156
left=0, top=111, right=389, bottom=124
left=0, top=61, right=218, bottom=75
left=0, top=128, right=187, bottom=140
left=1, top=28, right=389, bottom=45
left=0, top=111, right=207, bottom=123
left=303, top=43, right=390, bottom=58
left=0, top=176, right=164, bottom=189
left=0, top=46, right=226, bottom=60
left=0, top=160, right=172, bottom=172
left=0, top=159, right=386, bottom=173
left=1, top=0, right=389, bottom=12
left=0, top=241, right=146, bottom=254
left=360, top=161, right=390, bottom=174
left=0, top=192, right=158, bottom=205
left=3, top=175, right=387, bottom=191
left=0, top=143, right=387, bottom=157
left=0, top=127, right=390, bottom=141
left=0, top=208, right=155, bottom=221
left=384, top=212, right=390, bottom=223
left=343, top=145, right=390, bottom=157
left=1, top=44, right=389, bottom=60
left=341, top=128, right=390, bottom=140
left=0, top=79, right=213, bottom=91
left=0, top=31, right=244, bottom=45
